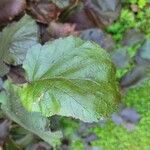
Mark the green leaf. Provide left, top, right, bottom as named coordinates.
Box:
left=0, top=14, right=38, bottom=65
left=0, top=82, right=62, bottom=146
left=21, top=36, right=120, bottom=122
left=0, top=61, right=9, bottom=77
left=0, top=32, right=9, bottom=77
left=0, top=91, right=7, bottom=104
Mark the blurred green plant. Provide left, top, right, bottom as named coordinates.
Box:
left=60, top=118, right=79, bottom=137
left=106, top=9, right=135, bottom=41
left=129, top=0, right=149, bottom=8
left=71, top=140, right=84, bottom=150
left=106, top=1, right=150, bottom=41
left=136, top=8, right=150, bottom=38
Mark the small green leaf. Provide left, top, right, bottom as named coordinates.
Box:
left=0, top=82, right=62, bottom=146
left=21, top=36, right=120, bottom=122
left=0, top=14, right=38, bottom=65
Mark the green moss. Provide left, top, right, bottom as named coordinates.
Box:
left=106, top=9, right=135, bottom=41
left=60, top=117, right=79, bottom=137
left=91, top=80, right=150, bottom=150
left=128, top=0, right=138, bottom=4
left=120, top=9, right=135, bottom=26
left=138, top=0, right=147, bottom=8
left=71, top=140, right=84, bottom=150
left=126, top=0, right=149, bottom=7
left=125, top=80, right=150, bottom=115
left=116, top=68, right=130, bottom=79
left=136, top=8, right=150, bottom=37
left=106, top=1, right=150, bottom=41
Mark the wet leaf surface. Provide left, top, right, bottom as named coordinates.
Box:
left=21, top=36, right=120, bottom=122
